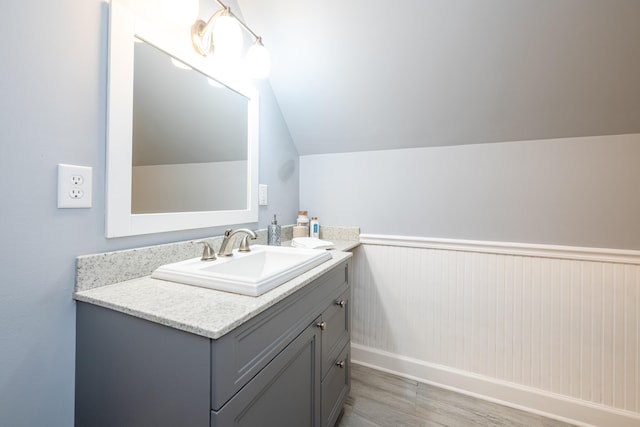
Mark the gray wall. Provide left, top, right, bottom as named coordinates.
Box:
left=300, top=134, right=640, bottom=250
left=240, top=0, right=640, bottom=156
left=0, top=1, right=298, bottom=426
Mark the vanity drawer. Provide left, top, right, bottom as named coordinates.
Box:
left=211, top=261, right=349, bottom=410
left=321, top=344, right=350, bottom=427
left=321, top=287, right=350, bottom=379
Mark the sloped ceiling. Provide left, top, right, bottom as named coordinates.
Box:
left=237, top=0, right=640, bottom=155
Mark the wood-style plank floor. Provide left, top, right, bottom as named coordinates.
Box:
left=337, top=364, right=577, bottom=427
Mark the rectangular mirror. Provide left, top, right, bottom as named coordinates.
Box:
left=106, top=0, right=259, bottom=237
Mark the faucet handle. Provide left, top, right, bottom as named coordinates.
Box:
left=194, top=241, right=217, bottom=261
left=238, top=235, right=253, bottom=252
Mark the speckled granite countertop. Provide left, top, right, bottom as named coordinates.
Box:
left=74, top=226, right=359, bottom=340
left=74, top=250, right=352, bottom=339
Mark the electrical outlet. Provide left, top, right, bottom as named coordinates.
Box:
left=71, top=175, right=84, bottom=185
left=69, top=188, right=84, bottom=199
left=58, top=164, right=92, bottom=208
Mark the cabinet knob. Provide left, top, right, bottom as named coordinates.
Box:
left=316, top=321, right=326, bottom=331
left=336, top=360, right=345, bottom=369
left=335, top=300, right=346, bottom=308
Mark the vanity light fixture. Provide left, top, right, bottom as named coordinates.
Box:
left=164, top=0, right=199, bottom=27
left=245, top=37, right=271, bottom=79
left=191, top=0, right=271, bottom=78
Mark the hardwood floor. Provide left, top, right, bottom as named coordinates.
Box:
left=337, top=364, right=577, bottom=427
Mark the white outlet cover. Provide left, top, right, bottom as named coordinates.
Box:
left=58, top=164, right=92, bottom=208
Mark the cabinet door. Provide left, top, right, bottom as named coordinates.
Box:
left=212, top=320, right=322, bottom=427
left=321, top=288, right=350, bottom=379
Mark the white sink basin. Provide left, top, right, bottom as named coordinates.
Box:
left=151, top=245, right=333, bottom=296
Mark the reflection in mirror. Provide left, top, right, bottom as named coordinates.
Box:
left=131, top=39, right=249, bottom=214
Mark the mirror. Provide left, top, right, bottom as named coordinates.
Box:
left=106, top=1, right=259, bottom=237
left=131, top=39, right=249, bottom=214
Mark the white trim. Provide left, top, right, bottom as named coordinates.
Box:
left=352, top=344, right=640, bottom=427
left=359, top=234, right=640, bottom=265
left=105, top=1, right=259, bottom=238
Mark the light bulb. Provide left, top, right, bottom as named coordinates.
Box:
left=164, top=0, right=199, bottom=27
left=245, top=42, right=271, bottom=79
left=212, top=15, right=243, bottom=60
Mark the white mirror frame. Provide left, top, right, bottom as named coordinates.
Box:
left=106, top=0, right=259, bottom=238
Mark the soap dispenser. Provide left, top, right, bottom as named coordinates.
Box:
left=267, top=214, right=281, bottom=246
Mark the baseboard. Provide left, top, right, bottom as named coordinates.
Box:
left=351, top=344, right=640, bottom=427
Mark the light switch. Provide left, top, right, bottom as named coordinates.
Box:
left=259, top=184, right=268, bottom=206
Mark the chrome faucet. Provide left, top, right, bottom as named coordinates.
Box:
left=218, top=228, right=258, bottom=257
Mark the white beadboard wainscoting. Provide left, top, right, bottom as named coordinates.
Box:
left=351, top=234, right=640, bottom=427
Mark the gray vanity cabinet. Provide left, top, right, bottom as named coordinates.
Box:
left=75, top=260, right=350, bottom=427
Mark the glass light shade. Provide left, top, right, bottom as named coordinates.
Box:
left=245, top=43, right=271, bottom=79
left=164, top=0, right=199, bottom=27
left=212, top=15, right=243, bottom=60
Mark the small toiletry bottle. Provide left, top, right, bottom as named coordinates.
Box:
left=268, top=214, right=281, bottom=246
left=296, top=210, right=310, bottom=237
left=310, top=216, right=319, bottom=238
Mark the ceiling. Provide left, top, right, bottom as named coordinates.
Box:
left=237, top=0, right=640, bottom=155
